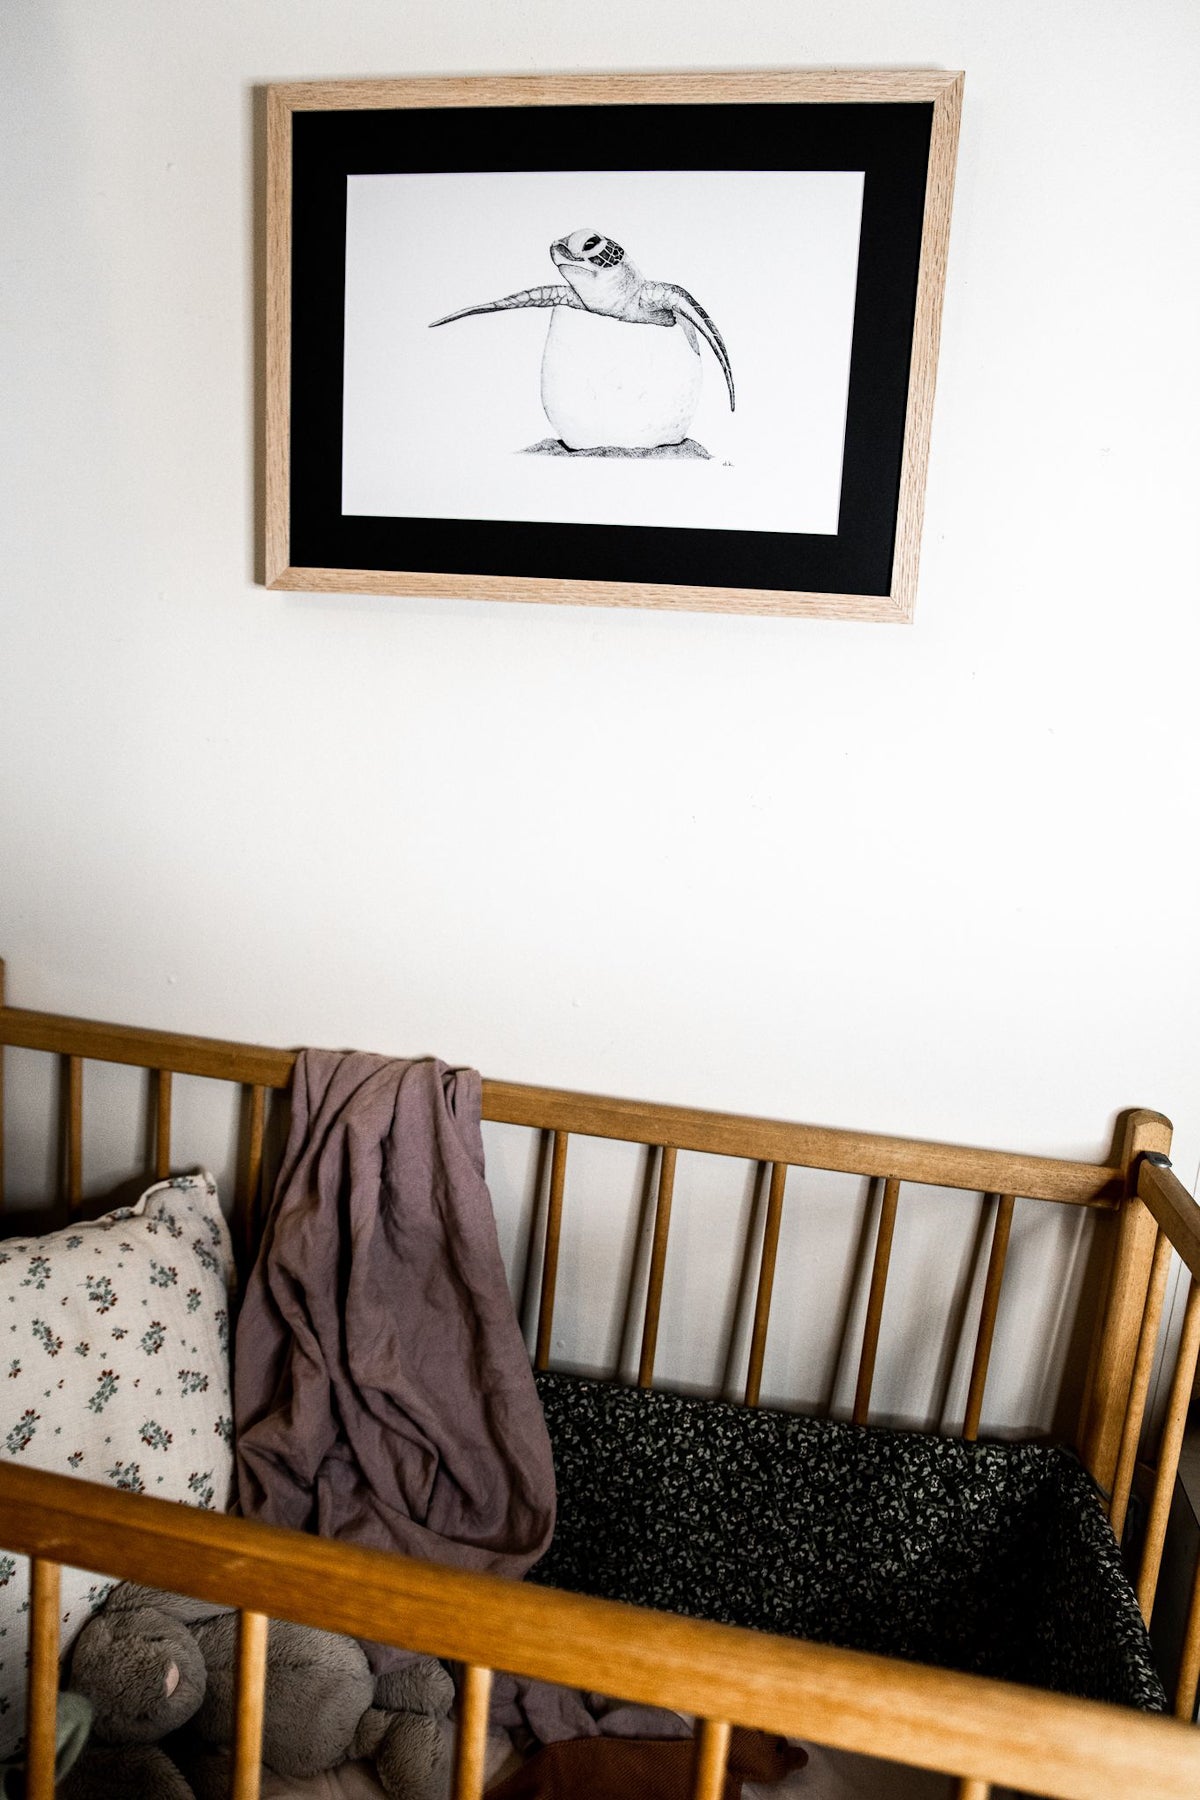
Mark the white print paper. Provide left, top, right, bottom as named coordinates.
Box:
left=342, top=168, right=864, bottom=537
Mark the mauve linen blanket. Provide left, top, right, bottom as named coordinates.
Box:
left=234, top=1050, right=555, bottom=1582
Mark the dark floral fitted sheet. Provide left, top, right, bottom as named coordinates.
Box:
left=529, top=1372, right=1165, bottom=1712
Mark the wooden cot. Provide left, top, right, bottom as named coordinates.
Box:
left=0, top=958, right=1199, bottom=1800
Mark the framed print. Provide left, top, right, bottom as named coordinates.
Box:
left=264, top=71, right=963, bottom=620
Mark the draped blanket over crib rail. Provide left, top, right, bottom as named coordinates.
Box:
left=235, top=1050, right=555, bottom=1580
left=530, top=1373, right=1166, bottom=1712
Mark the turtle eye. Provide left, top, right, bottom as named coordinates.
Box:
left=582, top=235, right=601, bottom=252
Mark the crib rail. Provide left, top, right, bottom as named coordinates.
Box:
left=0, top=982, right=1186, bottom=1421
left=483, top=1079, right=1128, bottom=1204
left=0, top=972, right=290, bottom=1257
left=0, top=973, right=1141, bottom=1430
left=1, top=1459, right=1199, bottom=1800
left=0, top=986, right=1129, bottom=1210
left=0, top=1003, right=295, bottom=1089
left=0, top=975, right=1148, bottom=1437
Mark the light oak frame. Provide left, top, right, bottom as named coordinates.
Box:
left=264, top=70, right=963, bottom=621
left=1, top=960, right=1199, bottom=1800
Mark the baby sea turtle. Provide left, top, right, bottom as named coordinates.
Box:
left=430, top=229, right=734, bottom=453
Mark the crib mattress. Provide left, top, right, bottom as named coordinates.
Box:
left=529, top=1372, right=1165, bottom=1712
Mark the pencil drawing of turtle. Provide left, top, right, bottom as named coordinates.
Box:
left=430, top=229, right=735, bottom=456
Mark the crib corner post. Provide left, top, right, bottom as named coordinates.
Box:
left=1078, top=1108, right=1173, bottom=1492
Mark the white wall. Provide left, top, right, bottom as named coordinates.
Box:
left=2, top=2, right=1198, bottom=1427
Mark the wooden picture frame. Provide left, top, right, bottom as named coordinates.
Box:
left=265, top=71, right=963, bottom=620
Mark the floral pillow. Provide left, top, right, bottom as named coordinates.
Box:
left=0, top=1172, right=235, bottom=1756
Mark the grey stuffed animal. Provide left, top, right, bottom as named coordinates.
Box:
left=64, top=1582, right=454, bottom=1800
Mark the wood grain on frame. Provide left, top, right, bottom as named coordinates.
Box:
left=264, top=70, right=963, bottom=618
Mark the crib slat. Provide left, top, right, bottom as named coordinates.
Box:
left=66, top=1053, right=83, bottom=1209
left=852, top=1177, right=900, bottom=1426
left=956, top=1781, right=990, bottom=1800
left=691, top=1718, right=732, bottom=1800
left=155, top=1068, right=173, bottom=1179
left=240, top=1083, right=267, bottom=1263
left=1138, top=1277, right=1200, bottom=1622
left=963, top=1194, right=1015, bottom=1441
left=26, top=1557, right=61, bottom=1800
left=452, top=1662, right=493, bottom=1800
left=231, top=1608, right=268, bottom=1799
left=639, top=1145, right=678, bottom=1389
left=1110, top=1228, right=1174, bottom=1541
left=1177, top=1553, right=1200, bottom=1720
left=745, top=1162, right=788, bottom=1407
left=535, top=1131, right=569, bottom=1372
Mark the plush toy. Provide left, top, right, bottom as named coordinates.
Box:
left=62, top=1581, right=454, bottom=1800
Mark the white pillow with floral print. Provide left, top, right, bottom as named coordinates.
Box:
left=0, top=1171, right=235, bottom=1756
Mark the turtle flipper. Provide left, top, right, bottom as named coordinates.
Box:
left=638, top=283, right=735, bottom=412
left=430, top=285, right=584, bottom=327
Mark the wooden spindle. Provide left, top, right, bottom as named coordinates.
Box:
left=1110, top=1228, right=1173, bottom=1541
left=452, top=1663, right=493, bottom=1800
left=1080, top=1112, right=1172, bottom=1491
left=745, top=1162, right=788, bottom=1407
left=231, top=1609, right=268, bottom=1800
left=962, top=1194, right=1015, bottom=1442
left=534, top=1131, right=568, bottom=1372
left=26, top=1557, right=61, bottom=1800
left=155, top=1068, right=173, bottom=1179
left=1177, top=1552, right=1200, bottom=1720
left=1138, top=1277, right=1200, bottom=1621
left=242, top=1084, right=267, bottom=1263
left=66, top=1054, right=83, bottom=1210
left=853, top=1177, right=900, bottom=1426
left=638, top=1145, right=678, bottom=1389
left=690, top=1718, right=732, bottom=1800
left=956, top=1781, right=990, bottom=1800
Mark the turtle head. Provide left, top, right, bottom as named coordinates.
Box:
left=550, top=229, right=639, bottom=311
